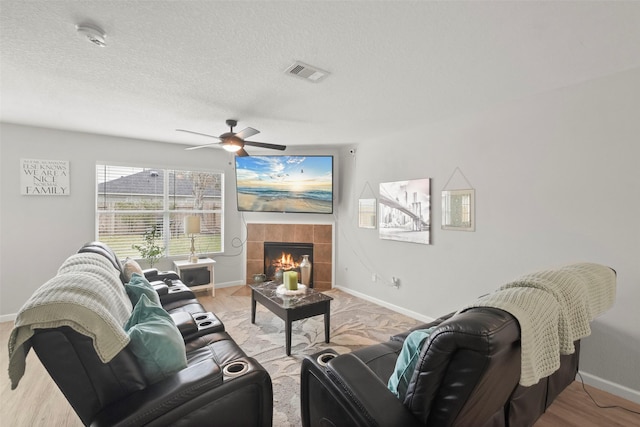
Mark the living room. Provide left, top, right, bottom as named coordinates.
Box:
left=1, top=1, right=639, bottom=426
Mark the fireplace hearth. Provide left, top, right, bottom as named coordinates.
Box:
left=264, top=242, right=313, bottom=286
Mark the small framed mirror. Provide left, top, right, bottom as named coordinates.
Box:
left=442, top=189, right=475, bottom=231
left=358, top=198, right=377, bottom=229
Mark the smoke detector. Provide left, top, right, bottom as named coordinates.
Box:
left=285, top=61, right=330, bottom=83
left=76, top=24, right=107, bottom=47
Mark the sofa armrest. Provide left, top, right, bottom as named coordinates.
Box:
left=170, top=311, right=199, bottom=336
left=323, top=353, right=421, bottom=427
left=142, top=268, right=159, bottom=278
left=90, top=358, right=223, bottom=427
left=390, top=311, right=455, bottom=342
left=149, top=281, right=197, bottom=304
left=92, top=357, right=272, bottom=427
left=149, top=281, right=169, bottom=296
left=144, top=269, right=180, bottom=282
left=159, top=285, right=196, bottom=304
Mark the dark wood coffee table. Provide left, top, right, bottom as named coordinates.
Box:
left=250, top=282, right=333, bottom=356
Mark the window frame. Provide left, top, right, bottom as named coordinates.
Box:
left=95, top=162, right=225, bottom=260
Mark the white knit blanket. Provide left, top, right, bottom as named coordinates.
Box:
left=500, top=263, right=616, bottom=355
left=459, top=262, right=616, bottom=387
left=8, top=253, right=133, bottom=390
left=459, top=287, right=560, bottom=387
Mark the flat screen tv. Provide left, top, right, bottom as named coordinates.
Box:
left=235, top=155, right=333, bottom=213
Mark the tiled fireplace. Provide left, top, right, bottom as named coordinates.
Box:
left=263, top=241, right=314, bottom=286
left=246, top=223, right=333, bottom=290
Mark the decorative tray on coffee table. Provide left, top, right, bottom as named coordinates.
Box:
left=276, top=284, right=307, bottom=295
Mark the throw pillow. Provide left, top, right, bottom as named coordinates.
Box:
left=387, top=326, right=436, bottom=400
left=125, top=273, right=161, bottom=306
left=124, top=294, right=187, bottom=384
left=123, top=257, right=143, bottom=282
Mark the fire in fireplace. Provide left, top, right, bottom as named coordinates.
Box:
left=264, top=242, right=313, bottom=286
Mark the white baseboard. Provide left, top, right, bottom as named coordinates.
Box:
left=578, top=370, right=640, bottom=404
left=1, top=313, right=17, bottom=323
left=333, top=285, right=435, bottom=324
left=214, top=280, right=245, bottom=289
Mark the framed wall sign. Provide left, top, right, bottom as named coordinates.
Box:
left=358, top=198, right=377, bottom=229
left=20, top=158, right=70, bottom=196
left=442, top=189, right=475, bottom=231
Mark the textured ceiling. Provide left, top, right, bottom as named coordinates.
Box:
left=2, top=1, right=640, bottom=151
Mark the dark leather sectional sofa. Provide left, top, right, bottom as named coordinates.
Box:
left=27, top=242, right=273, bottom=426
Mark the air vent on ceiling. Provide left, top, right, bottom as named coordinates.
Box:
left=285, top=61, right=330, bottom=83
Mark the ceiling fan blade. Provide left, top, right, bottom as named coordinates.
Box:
left=243, top=140, right=287, bottom=151
left=185, top=142, right=221, bottom=151
left=176, top=129, right=221, bottom=140
left=236, top=148, right=250, bottom=157
left=235, top=127, right=260, bottom=140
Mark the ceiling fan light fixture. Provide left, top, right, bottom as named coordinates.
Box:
left=179, top=119, right=286, bottom=155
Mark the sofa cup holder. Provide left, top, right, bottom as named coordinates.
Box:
left=317, top=352, right=337, bottom=367
left=192, top=312, right=219, bottom=331
left=223, top=360, right=249, bottom=377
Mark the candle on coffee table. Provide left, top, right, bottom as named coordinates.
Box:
left=284, top=271, right=298, bottom=290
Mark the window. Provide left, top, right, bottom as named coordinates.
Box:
left=96, top=164, right=224, bottom=259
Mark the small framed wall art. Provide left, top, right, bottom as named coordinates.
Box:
left=379, top=178, right=431, bottom=245
left=358, top=198, right=377, bottom=229
left=441, top=188, right=475, bottom=231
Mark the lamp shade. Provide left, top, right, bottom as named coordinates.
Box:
left=184, top=216, right=201, bottom=235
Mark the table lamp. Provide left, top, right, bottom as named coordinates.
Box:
left=184, top=215, right=201, bottom=263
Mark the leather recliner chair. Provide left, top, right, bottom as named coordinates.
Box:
left=300, top=307, right=578, bottom=427
left=31, top=326, right=273, bottom=426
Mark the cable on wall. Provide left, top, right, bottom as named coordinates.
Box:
left=441, top=166, right=474, bottom=191
left=576, top=372, right=640, bottom=415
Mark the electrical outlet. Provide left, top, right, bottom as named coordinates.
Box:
left=392, top=277, right=400, bottom=288
left=371, top=273, right=377, bottom=282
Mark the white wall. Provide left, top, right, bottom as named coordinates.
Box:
left=0, top=130, right=341, bottom=318
left=0, top=125, right=248, bottom=316
left=334, top=68, right=640, bottom=400
left=1, top=68, right=638, bottom=401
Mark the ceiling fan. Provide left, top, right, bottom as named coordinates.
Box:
left=177, top=119, right=286, bottom=157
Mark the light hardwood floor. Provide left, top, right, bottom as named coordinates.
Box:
left=2, top=285, right=638, bottom=426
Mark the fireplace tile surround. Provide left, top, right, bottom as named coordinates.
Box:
left=246, top=223, right=333, bottom=290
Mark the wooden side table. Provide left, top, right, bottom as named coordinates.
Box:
left=173, top=258, right=215, bottom=296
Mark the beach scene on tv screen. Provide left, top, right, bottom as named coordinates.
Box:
left=235, top=156, right=333, bottom=213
